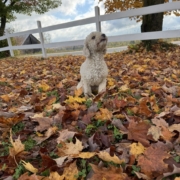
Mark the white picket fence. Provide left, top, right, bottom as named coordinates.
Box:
left=0, top=1, right=180, bottom=58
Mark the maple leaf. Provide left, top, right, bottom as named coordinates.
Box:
left=65, top=95, right=86, bottom=104
left=169, top=124, right=180, bottom=132
left=53, top=156, right=67, bottom=167
left=149, top=95, right=160, bottom=113
left=58, top=138, right=83, bottom=156
left=147, top=125, right=161, bottom=141
left=151, top=117, right=174, bottom=141
left=57, top=129, right=76, bottom=143
left=138, top=97, right=152, bottom=117
left=163, top=164, right=180, bottom=179
left=74, top=87, right=83, bottom=97
left=34, top=126, right=58, bottom=144
left=130, top=142, right=145, bottom=158
left=62, top=161, right=79, bottom=180
left=77, top=152, right=96, bottom=159
left=21, top=160, right=38, bottom=173
left=97, top=151, right=124, bottom=164
left=38, top=81, right=50, bottom=92
left=127, top=119, right=151, bottom=147
left=18, top=172, right=44, bottom=180
left=32, top=117, right=53, bottom=132
left=94, top=108, right=112, bottom=121
left=137, top=143, right=170, bottom=178
left=89, top=164, right=129, bottom=180
left=9, top=130, right=25, bottom=157
left=48, top=171, right=64, bottom=180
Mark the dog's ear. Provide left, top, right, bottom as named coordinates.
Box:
left=83, top=41, right=90, bottom=58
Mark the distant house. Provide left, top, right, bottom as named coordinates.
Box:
left=22, top=34, right=41, bottom=54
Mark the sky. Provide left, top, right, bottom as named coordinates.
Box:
left=6, top=0, right=180, bottom=43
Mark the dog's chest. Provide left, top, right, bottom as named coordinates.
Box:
left=82, top=60, right=107, bottom=85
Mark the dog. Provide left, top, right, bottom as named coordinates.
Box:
left=77, top=31, right=108, bottom=97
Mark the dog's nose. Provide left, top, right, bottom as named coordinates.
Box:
left=101, top=34, right=106, bottom=38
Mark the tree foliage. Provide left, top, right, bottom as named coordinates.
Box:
left=98, top=0, right=180, bottom=22
left=0, top=0, right=62, bottom=36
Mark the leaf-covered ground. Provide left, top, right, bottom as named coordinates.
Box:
left=0, top=43, right=180, bottom=180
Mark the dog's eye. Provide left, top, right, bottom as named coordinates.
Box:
left=92, top=36, right=95, bottom=39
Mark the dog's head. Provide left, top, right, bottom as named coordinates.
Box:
left=83, top=31, right=108, bottom=58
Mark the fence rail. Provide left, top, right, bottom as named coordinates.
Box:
left=0, top=1, right=180, bottom=57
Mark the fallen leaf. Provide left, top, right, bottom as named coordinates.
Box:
left=97, top=151, right=124, bottom=164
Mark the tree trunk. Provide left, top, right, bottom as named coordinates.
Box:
left=0, top=16, right=6, bottom=36
left=0, top=15, right=9, bottom=58
left=141, top=0, right=165, bottom=46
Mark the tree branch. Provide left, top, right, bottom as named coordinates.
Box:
left=3, top=0, right=8, bottom=4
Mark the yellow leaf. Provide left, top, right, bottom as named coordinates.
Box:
left=20, top=70, right=26, bottom=74
left=63, top=161, right=79, bottom=180
left=150, top=95, right=159, bottom=113
left=58, top=138, right=83, bottom=155
left=52, top=103, right=62, bottom=110
left=98, top=151, right=124, bottom=164
left=119, top=84, right=129, bottom=92
left=107, top=78, right=115, bottom=86
left=65, top=96, right=86, bottom=104
left=49, top=172, right=64, bottom=180
left=74, top=87, right=83, bottom=97
left=78, top=152, right=96, bottom=159
left=38, top=82, right=50, bottom=92
left=21, top=160, right=38, bottom=173
left=95, top=108, right=112, bottom=121
left=9, top=130, right=25, bottom=156
left=36, top=132, right=43, bottom=137
left=0, top=94, right=10, bottom=102
left=130, top=142, right=145, bottom=158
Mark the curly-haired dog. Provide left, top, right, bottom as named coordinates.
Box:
left=77, top=31, right=108, bottom=97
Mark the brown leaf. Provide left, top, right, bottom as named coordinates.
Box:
left=32, top=117, right=53, bottom=132
left=127, top=120, right=151, bottom=147
left=94, top=108, right=112, bottom=121
left=137, top=143, right=170, bottom=178
left=89, top=164, right=129, bottom=180
left=57, top=129, right=76, bottom=143
left=138, top=97, right=152, bottom=117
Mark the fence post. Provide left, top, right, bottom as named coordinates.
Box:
left=95, top=6, right=101, bottom=32
left=37, top=21, right=47, bottom=58
left=5, top=30, right=14, bottom=57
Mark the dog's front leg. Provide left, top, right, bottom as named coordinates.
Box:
left=83, top=81, right=92, bottom=97
left=98, top=78, right=107, bottom=93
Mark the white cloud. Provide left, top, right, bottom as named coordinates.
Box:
left=52, top=0, right=86, bottom=16
left=5, top=0, right=180, bottom=45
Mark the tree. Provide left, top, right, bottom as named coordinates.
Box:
left=98, top=0, right=180, bottom=45
left=0, top=0, right=62, bottom=36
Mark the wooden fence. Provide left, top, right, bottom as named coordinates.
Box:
left=0, top=1, right=180, bottom=58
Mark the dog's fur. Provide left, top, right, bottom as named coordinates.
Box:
left=77, top=31, right=108, bottom=97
